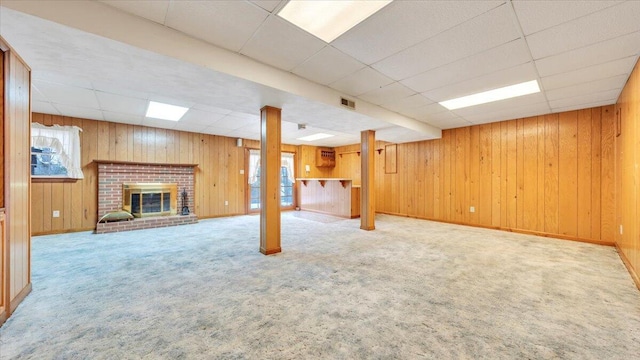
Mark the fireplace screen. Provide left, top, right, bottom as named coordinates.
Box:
left=123, top=183, right=177, bottom=217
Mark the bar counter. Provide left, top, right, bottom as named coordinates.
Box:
left=297, top=178, right=360, bottom=218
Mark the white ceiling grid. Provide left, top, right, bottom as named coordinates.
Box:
left=0, top=0, right=639, bottom=146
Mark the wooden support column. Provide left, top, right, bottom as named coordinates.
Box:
left=259, top=106, right=282, bottom=255
left=361, top=130, right=375, bottom=230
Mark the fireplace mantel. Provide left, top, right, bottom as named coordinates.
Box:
left=94, top=160, right=198, bottom=168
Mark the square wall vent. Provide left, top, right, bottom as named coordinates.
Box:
left=341, top=97, right=355, bottom=110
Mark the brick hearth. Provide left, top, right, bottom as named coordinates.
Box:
left=95, top=161, right=198, bottom=233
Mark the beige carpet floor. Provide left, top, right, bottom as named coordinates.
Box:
left=1, top=212, right=639, bottom=359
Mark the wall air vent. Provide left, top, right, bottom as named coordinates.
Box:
left=341, top=97, right=356, bottom=110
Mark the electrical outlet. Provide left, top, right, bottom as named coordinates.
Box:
left=52, top=210, right=60, bottom=218
left=620, top=225, right=623, bottom=235
left=240, top=169, right=245, bottom=175
left=224, top=200, right=229, bottom=206
left=469, top=206, right=475, bottom=213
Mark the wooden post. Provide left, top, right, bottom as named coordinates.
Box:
left=259, top=106, right=282, bottom=255
left=361, top=130, right=375, bottom=230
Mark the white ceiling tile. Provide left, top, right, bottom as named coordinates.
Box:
left=527, top=1, right=640, bottom=59
left=425, top=116, right=473, bottom=130
left=381, top=94, right=435, bottom=114
left=225, top=128, right=261, bottom=141
left=357, top=82, right=416, bottom=106
left=545, top=75, right=628, bottom=101
left=240, top=16, right=326, bottom=71
left=32, top=101, right=61, bottom=115
left=34, top=71, right=94, bottom=89
left=203, top=127, right=234, bottom=137
left=191, top=104, right=233, bottom=115
left=292, top=46, right=366, bottom=85
left=375, top=126, right=438, bottom=144
left=463, top=102, right=552, bottom=125
left=425, top=110, right=464, bottom=123
left=249, top=0, right=283, bottom=13
left=332, top=0, right=503, bottom=65
left=102, top=111, right=143, bottom=125
left=31, top=84, right=48, bottom=103
left=141, top=117, right=177, bottom=130
left=399, top=103, right=450, bottom=120
left=329, top=67, right=394, bottom=96
left=401, top=39, right=531, bottom=93
left=91, top=81, right=151, bottom=100
left=95, top=91, right=148, bottom=116
left=214, top=114, right=259, bottom=130
left=173, top=122, right=211, bottom=134
left=227, top=111, right=260, bottom=121
left=535, top=32, right=640, bottom=77
left=372, top=3, right=520, bottom=80
left=542, top=56, right=637, bottom=91
left=512, top=0, right=623, bottom=36
left=552, top=99, right=618, bottom=113
left=165, top=1, right=269, bottom=52
left=53, top=105, right=104, bottom=121
left=549, top=89, right=621, bottom=110
left=180, top=109, right=227, bottom=125
left=424, top=62, right=538, bottom=102
left=99, top=0, right=170, bottom=24
left=35, top=81, right=100, bottom=109
left=147, top=95, right=194, bottom=109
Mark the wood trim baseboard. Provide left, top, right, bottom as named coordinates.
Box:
left=32, top=226, right=96, bottom=236
left=260, top=247, right=281, bottom=255
left=0, top=306, right=7, bottom=327
left=297, top=208, right=353, bottom=219
left=615, top=243, right=640, bottom=291
left=375, top=211, right=615, bottom=247
left=9, top=282, right=31, bottom=313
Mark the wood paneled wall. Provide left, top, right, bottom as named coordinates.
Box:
left=31, top=119, right=305, bottom=235
left=31, top=114, right=253, bottom=234
left=333, top=144, right=362, bottom=185
left=0, top=50, right=4, bottom=209
left=1, top=38, right=32, bottom=326
left=334, top=106, right=616, bottom=245
left=297, top=145, right=334, bottom=179
left=616, top=59, right=640, bottom=288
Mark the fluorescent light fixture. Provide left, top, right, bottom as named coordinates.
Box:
left=439, top=80, right=541, bottom=110
left=297, top=133, right=335, bottom=142
left=145, top=101, right=189, bottom=121
left=278, top=0, right=393, bottom=43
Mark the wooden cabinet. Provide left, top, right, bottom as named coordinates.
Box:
left=1, top=36, right=32, bottom=327
left=316, top=147, right=336, bottom=167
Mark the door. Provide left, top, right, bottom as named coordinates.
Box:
left=247, top=149, right=295, bottom=213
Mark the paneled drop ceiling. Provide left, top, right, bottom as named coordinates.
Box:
left=1, top=0, right=639, bottom=146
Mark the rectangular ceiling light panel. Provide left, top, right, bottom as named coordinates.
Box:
left=146, top=101, right=189, bottom=121
left=439, top=80, right=541, bottom=110
left=297, top=133, right=335, bottom=141
left=278, top=0, right=393, bottom=43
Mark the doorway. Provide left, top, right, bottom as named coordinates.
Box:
left=247, top=149, right=295, bottom=213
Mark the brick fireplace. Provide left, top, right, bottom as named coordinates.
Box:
left=95, top=161, right=198, bottom=234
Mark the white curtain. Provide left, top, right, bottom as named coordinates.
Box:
left=31, top=123, right=84, bottom=179
left=281, top=153, right=294, bottom=182
left=248, top=150, right=261, bottom=184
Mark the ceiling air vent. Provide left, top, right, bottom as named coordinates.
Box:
left=341, top=97, right=355, bottom=110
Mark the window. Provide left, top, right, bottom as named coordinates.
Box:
left=31, top=123, right=84, bottom=179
